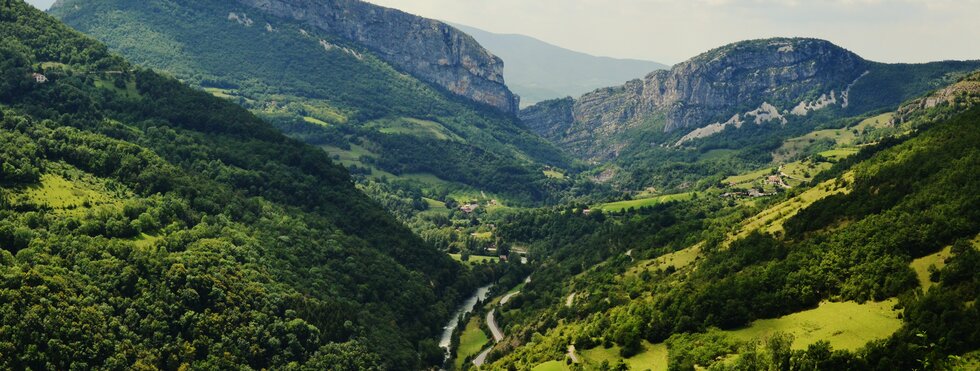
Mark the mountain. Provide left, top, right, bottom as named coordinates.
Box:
left=233, top=0, right=519, bottom=114
left=0, top=1, right=485, bottom=368
left=453, top=23, right=668, bottom=107
left=521, top=38, right=980, bottom=190
left=51, top=0, right=570, bottom=206
left=484, top=73, right=980, bottom=369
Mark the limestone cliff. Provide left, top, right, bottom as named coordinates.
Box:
left=522, top=38, right=871, bottom=159
left=236, top=0, right=520, bottom=114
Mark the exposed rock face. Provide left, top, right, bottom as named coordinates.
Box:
left=895, top=71, right=980, bottom=122
left=522, top=38, right=869, bottom=159
left=518, top=97, right=575, bottom=140
left=236, top=0, right=519, bottom=114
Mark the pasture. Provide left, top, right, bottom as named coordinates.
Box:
left=596, top=193, right=694, bottom=212
left=725, top=299, right=902, bottom=351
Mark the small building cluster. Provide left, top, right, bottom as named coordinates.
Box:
left=721, top=189, right=777, bottom=199
left=765, top=175, right=790, bottom=188
left=31, top=73, right=48, bottom=84
left=459, top=203, right=479, bottom=213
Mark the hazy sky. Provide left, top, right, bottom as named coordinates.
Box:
left=364, top=0, right=980, bottom=65
left=26, top=0, right=55, bottom=10
left=27, top=0, right=979, bottom=64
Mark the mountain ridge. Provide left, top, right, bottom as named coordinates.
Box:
left=521, top=37, right=980, bottom=162
left=233, top=0, right=520, bottom=114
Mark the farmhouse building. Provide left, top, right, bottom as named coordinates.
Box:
left=31, top=73, right=48, bottom=83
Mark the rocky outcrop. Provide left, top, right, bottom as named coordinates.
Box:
left=518, top=97, right=575, bottom=141
left=235, top=0, right=519, bottom=114
left=895, top=71, right=980, bottom=123
left=522, top=38, right=870, bottom=159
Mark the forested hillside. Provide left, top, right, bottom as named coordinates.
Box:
left=476, top=74, right=980, bottom=369
left=0, top=1, right=493, bottom=368
left=51, top=0, right=573, bottom=206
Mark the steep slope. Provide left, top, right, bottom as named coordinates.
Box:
left=0, top=1, right=475, bottom=368
left=524, top=38, right=980, bottom=161
left=51, top=0, right=569, bottom=205
left=233, top=0, right=519, bottom=114
left=453, top=23, right=668, bottom=107
left=487, top=74, right=980, bottom=369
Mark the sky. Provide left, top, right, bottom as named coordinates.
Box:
left=363, top=0, right=980, bottom=65
left=27, top=0, right=56, bottom=10
left=26, top=0, right=979, bottom=64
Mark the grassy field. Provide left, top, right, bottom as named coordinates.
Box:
left=726, top=299, right=902, bottom=351
left=782, top=160, right=832, bottom=185
left=203, top=87, right=236, bottom=99
left=543, top=170, right=566, bottom=180
left=298, top=102, right=347, bottom=125
left=773, top=113, right=893, bottom=163
left=450, top=254, right=499, bottom=265
left=727, top=173, right=853, bottom=244
left=596, top=193, right=694, bottom=212
left=455, top=316, right=490, bottom=369
left=531, top=360, right=570, bottom=371
left=819, top=147, right=860, bottom=161
left=471, top=231, right=493, bottom=239
left=910, top=246, right=953, bottom=291
left=94, top=76, right=140, bottom=99
left=580, top=341, right=668, bottom=371
left=322, top=142, right=377, bottom=163
left=302, top=116, right=330, bottom=126
left=725, top=168, right=776, bottom=187
left=130, top=233, right=163, bottom=249
left=366, top=117, right=462, bottom=142
left=628, top=243, right=703, bottom=276
left=25, top=172, right=121, bottom=215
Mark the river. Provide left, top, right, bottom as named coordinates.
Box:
left=438, top=284, right=493, bottom=355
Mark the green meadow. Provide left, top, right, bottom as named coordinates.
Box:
left=596, top=193, right=694, bottom=212
left=455, top=316, right=490, bottom=369
left=726, top=299, right=903, bottom=351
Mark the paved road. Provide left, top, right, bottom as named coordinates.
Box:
left=473, top=347, right=492, bottom=366
left=486, top=309, right=504, bottom=342
left=567, top=345, right=580, bottom=363
left=500, top=291, right=519, bottom=305
left=471, top=277, right=530, bottom=367
left=473, top=308, right=505, bottom=366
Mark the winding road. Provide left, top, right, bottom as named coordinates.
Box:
left=472, top=278, right=530, bottom=366
left=486, top=309, right=504, bottom=342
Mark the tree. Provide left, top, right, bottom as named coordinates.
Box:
left=0, top=39, right=31, bottom=99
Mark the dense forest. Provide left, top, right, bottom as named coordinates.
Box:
left=3, top=0, right=980, bottom=370
left=0, top=1, right=513, bottom=368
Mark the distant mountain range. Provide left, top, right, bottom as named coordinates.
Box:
left=452, top=23, right=668, bottom=107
